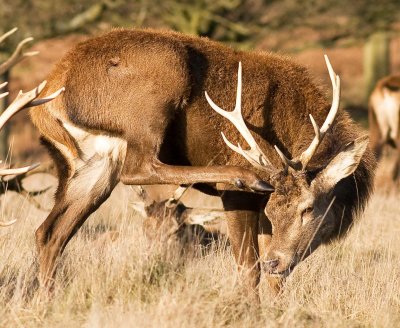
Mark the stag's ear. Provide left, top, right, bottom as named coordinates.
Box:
left=313, top=135, right=369, bottom=191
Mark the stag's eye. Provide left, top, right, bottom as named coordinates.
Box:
left=301, top=206, right=314, bottom=224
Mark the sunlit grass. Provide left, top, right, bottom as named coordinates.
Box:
left=0, top=162, right=399, bottom=327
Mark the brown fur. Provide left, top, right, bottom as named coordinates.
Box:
left=30, top=61, right=79, bottom=159
left=29, top=28, right=375, bottom=295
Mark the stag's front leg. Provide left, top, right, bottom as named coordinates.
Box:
left=224, top=210, right=261, bottom=299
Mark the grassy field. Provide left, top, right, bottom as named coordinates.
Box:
left=0, top=158, right=399, bottom=328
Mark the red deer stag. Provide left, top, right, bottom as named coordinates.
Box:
left=30, top=29, right=375, bottom=294
left=0, top=28, right=63, bottom=227
left=369, top=75, right=400, bottom=179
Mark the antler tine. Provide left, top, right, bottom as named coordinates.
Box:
left=0, top=27, right=18, bottom=45
left=273, top=145, right=302, bottom=171
left=29, top=86, right=65, bottom=107
left=0, top=36, right=39, bottom=75
left=204, top=63, right=243, bottom=122
left=0, top=82, right=9, bottom=100
left=295, top=54, right=341, bottom=170
left=205, top=62, right=275, bottom=172
left=218, top=133, right=266, bottom=170
left=274, top=146, right=289, bottom=171
left=0, top=219, right=17, bottom=227
left=234, top=61, right=242, bottom=113
left=0, top=82, right=65, bottom=131
left=0, top=163, right=40, bottom=177
left=320, top=55, right=340, bottom=134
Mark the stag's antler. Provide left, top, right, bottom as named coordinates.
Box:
left=0, top=81, right=64, bottom=177
left=0, top=82, right=64, bottom=227
left=205, top=62, right=276, bottom=173
left=275, top=55, right=341, bottom=171
left=0, top=27, right=39, bottom=75
left=207, top=56, right=340, bottom=174
left=0, top=28, right=64, bottom=227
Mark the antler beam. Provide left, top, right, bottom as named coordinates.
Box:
left=205, top=62, right=276, bottom=173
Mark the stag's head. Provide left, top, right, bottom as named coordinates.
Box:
left=205, top=56, right=369, bottom=277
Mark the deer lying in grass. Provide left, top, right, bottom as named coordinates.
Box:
left=30, top=29, right=375, bottom=295
left=369, top=74, right=400, bottom=179
left=131, top=185, right=227, bottom=246
left=0, top=28, right=63, bottom=227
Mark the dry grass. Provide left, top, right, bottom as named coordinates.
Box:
left=1, top=160, right=400, bottom=328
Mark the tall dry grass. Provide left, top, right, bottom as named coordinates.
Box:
left=0, top=158, right=399, bottom=327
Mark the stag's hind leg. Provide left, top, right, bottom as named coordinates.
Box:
left=120, top=135, right=271, bottom=192
left=35, top=132, right=126, bottom=288
left=122, top=149, right=270, bottom=191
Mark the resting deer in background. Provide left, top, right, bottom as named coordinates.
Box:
left=0, top=28, right=63, bottom=227
left=369, top=75, right=400, bottom=179
left=30, top=29, right=375, bottom=295
left=131, top=185, right=228, bottom=245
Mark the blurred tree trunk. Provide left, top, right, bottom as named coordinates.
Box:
left=363, top=32, right=390, bottom=102
left=55, top=3, right=105, bottom=34
left=0, top=71, right=9, bottom=160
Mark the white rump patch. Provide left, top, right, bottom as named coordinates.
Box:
left=63, top=122, right=127, bottom=162
left=372, top=89, right=400, bottom=140
left=62, top=122, right=127, bottom=196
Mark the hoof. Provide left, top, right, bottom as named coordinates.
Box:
left=252, top=180, right=274, bottom=192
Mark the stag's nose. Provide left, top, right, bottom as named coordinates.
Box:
left=263, top=258, right=280, bottom=274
